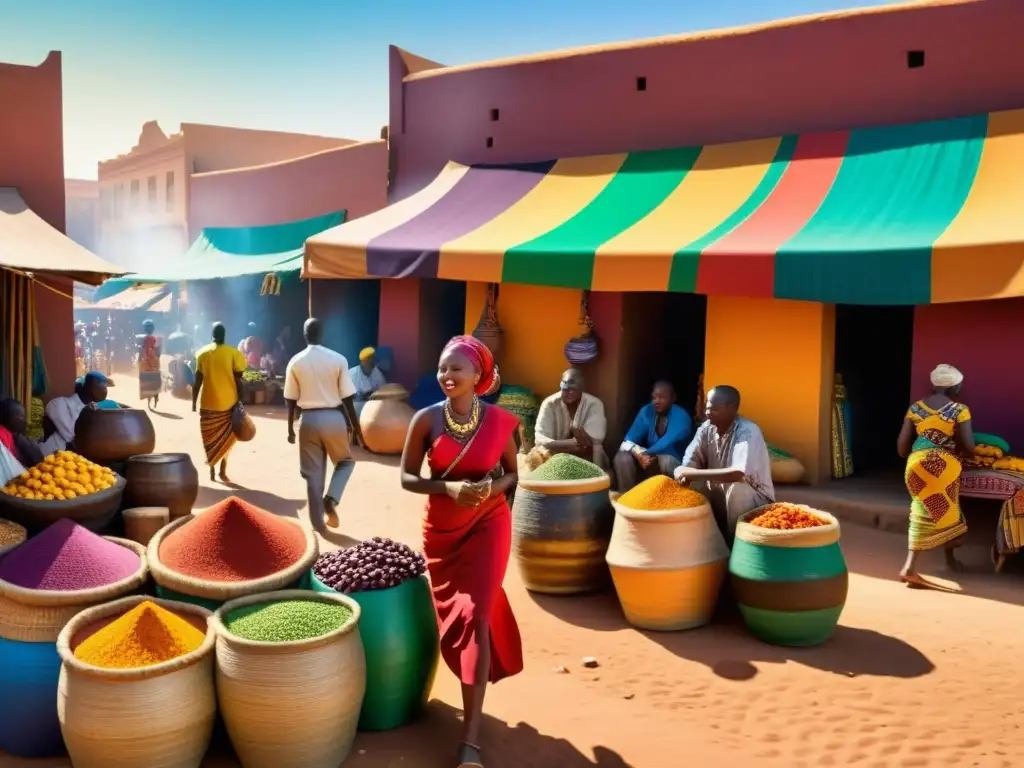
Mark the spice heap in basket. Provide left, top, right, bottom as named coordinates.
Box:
left=1, top=451, right=117, bottom=501
left=748, top=502, right=829, bottom=530
left=618, top=476, right=707, bottom=510
left=314, top=537, right=427, bottom=593
left=0, top=518, right=26, bottom=549
left=0, top=518, right=140, bottom=590
left=73, top=600, right=204, bottom=669
left=224, top=598, right=353, bottom=641
left=160, top=496, right=307, bottom=582
left=528, top=453, right=604, bottom=481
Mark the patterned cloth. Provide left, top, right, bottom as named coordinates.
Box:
left=904, top=400, right=970, bottom=551
left=996, top=490, right=1024, bottom=556
left=138, top=335, right=162, bottom=399
left=200, top=408, right=236, bottom=467
left=831, top=375, right=854, bottom=479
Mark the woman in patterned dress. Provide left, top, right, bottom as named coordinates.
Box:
left=897, top=364, right=975, bottom=587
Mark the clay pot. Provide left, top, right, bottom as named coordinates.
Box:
left=74, top=408, right=156, bottom=465
left=123, top=453, right=199, bottom=521
left=360, top=385, right=415, bottom=455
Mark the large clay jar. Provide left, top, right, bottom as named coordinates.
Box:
left=359, top=384, right=415, bottom=455
left=730, top=505, right=848, bottom=647
left=512, top=474, right=614, bottom=595
left=123, top=453, right=200, bottom=520
left=605, top=499, right=729, bottom=631
left=75, top=408, right=156, bottom=465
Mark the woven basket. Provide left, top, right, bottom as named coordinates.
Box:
left=0, top=537, right=148, bottom=643
left=122, top=506, right=170, bottom=547
left=147, top=515, right=318, bottom=601
left=0, top=518, right=27, bottom=557
left=56, top=595, right=217, bottom=768
left=212, top=589, right=366, bottom=768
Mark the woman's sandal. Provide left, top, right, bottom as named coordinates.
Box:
left=457, top=741, right=484, bottom=768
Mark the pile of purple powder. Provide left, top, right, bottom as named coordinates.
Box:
left=0, top=518, right=140, bottom=590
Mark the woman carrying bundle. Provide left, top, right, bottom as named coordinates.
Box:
left=897, top=364, right=974, bottom=588
left=400, top=335, right=523, bottom=768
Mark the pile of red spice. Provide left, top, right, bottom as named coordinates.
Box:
left=0, top=518, right=140, bottom=590
left=158, top=496, right=306, bottom=582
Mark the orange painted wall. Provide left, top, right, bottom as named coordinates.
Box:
left=703, top=295, right=834, bottom=483
left=464, top=282, right=582, bottom=398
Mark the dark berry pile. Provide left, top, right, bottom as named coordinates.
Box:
left=313, top=537, right=427, bottom=593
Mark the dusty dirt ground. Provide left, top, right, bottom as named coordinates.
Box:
left=7, top=377, right=1024, bottom=767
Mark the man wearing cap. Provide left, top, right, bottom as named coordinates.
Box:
left=348, top=347, right=387, bottom=416
left=533, top=368, right=609, bottom=470
left=38, top=371, right=111, bottom=456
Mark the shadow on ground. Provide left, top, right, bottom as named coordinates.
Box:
left=528, top=591, right=935, bottom=682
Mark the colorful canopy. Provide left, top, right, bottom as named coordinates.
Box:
left=76, top=284, right=171, bottom=312
left=305, top=108, right=1024, bottom=305
left=107, top=210, right=345, bottom=288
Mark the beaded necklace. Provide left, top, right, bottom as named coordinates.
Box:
left=444, top=395, right=481, bottom=441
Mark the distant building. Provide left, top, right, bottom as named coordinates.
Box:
left=97, top=122, right=356, bottom=270
left=65, top=178, right=98, bottom=251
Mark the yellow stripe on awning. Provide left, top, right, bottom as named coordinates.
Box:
left=591, top=137, right=781, bottom=291
left=437, top=154, right=626, bottom=283
left=931, top=109, right=1024, bottom=303
left=303, top=162, right=469, bottom=279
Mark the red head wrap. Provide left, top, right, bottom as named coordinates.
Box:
left=441, top=335, right=500, bottom=396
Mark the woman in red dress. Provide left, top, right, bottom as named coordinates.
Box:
left=401, top=335, right=523, bottom=768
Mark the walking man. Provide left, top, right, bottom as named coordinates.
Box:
left=284, top=318, right=363, bottom=532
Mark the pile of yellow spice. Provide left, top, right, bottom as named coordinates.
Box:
left=74, top=601, right=206, bottom=669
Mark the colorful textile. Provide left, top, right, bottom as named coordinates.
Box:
left=195, top=343, right=245, bottom=412
left=996, top=490, right=1024, bottom=556
left=423, top=405, right=523, bottom=685
left=305, top=108, right=1024, bottom=306
left=441, top=335, right=499, bottom=396
left=831, top=375, right=854, bottom=479
left=904, top=401, right=970, bottom=551
left=138, top=335, right=162, bottom=399
left=200, top=408, right=236, bottom=467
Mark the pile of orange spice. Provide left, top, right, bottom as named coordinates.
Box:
left=73, top=601, right=205, bottom=669
left=748, top=503, right=828, bottom=530
left=617, top=476, right=707, bottom=511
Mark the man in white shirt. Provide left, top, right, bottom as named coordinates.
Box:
left=348, top=347, right=387, bottom=416
left=284, top=318, right=364, bottom=533
left=39, top=372, right=109, bottom=456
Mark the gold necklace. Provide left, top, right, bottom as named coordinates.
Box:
left=444, top=396, right=480, bottom=439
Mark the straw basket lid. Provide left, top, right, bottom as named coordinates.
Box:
left=56, top=594, right=215, bottom=681
left=611, top=496, right=714, bottom=524
left=211, top=588, right=362, bottom=655
left=734, top=504, right=841, bottom=549
left=0, top=518, right=27, bottom=557
left=0, top=536, right=147, bottom=607
left=147, top=515, right=318, bottom=600
left=517, top=473, right=611, bottom=496
left=369, top=383, right=409, bottom=401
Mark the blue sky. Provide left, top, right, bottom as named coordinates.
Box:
left=1, top=0, right=908, bottom=179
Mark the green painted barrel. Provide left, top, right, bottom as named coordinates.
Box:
left=311, top=572, right=439, bottom=731
left=729, top=506, right=848, bottom=647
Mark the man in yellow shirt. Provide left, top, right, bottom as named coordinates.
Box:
left=192, top=323, right=246, bottom=482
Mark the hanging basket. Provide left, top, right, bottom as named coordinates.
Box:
left=472, top=283, right=503, bottom=355
left=564, top=291, right=598, bottom=365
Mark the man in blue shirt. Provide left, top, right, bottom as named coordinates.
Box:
left=613, top=380, right=694, bottom=493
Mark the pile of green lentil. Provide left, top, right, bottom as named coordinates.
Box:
left=223, top=599, right=352, bottom=642
left=529, top=453, right=604, bottom=481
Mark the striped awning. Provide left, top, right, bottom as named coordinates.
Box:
left=304, top=108, right=1024, bottom=305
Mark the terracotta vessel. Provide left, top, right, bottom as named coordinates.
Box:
left=123, top=453, right=199, bottom=520
left=74, top=408, right=155, bottom=465
left=360, top=385, right=415, bottom=455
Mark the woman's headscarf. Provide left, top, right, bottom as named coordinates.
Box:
left=930, top=364, right=964, bottom=389
left=441, top=335, right=500, bottom=396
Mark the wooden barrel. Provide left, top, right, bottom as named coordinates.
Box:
left=729, top=505, right=848, bottom=647
left=122, top=506, right=170, bottom=546
left=605, top=498, right=728, bottom=631
left=511, top=474, right=614, bottom=595
left=75, top=408, right=156, bottom=465
left=123, top=453, right=199, bottom=520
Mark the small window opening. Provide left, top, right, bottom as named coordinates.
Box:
left=490, top=108, right=500, bottom=122
left=486, top=136, right=494, bottom=148
left=636, top=76, right=647, bottom=91
left=907, top=50, right=925, bottom=69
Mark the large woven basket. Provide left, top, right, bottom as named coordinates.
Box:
left=0, top=518, right=27, bottom=557
left=212, top=589, right=366, bottom=768
left=56, top=595, right=217, bottom=768
left=147, top=515, right=318, bottom=601
left=0, top=537, right=148, bottom=643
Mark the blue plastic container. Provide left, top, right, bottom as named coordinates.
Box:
left=0, top=637, right=65, bottom=757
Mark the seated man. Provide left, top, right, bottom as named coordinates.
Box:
left=38, top=371, right=109, bottom=456
left=674, top=384, right=775, bottom=542
left=348, top=347, right=387, bottom=416
left=614, top=380, right=693, bottom=492
left=533, top=368, right=609, bottom=470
